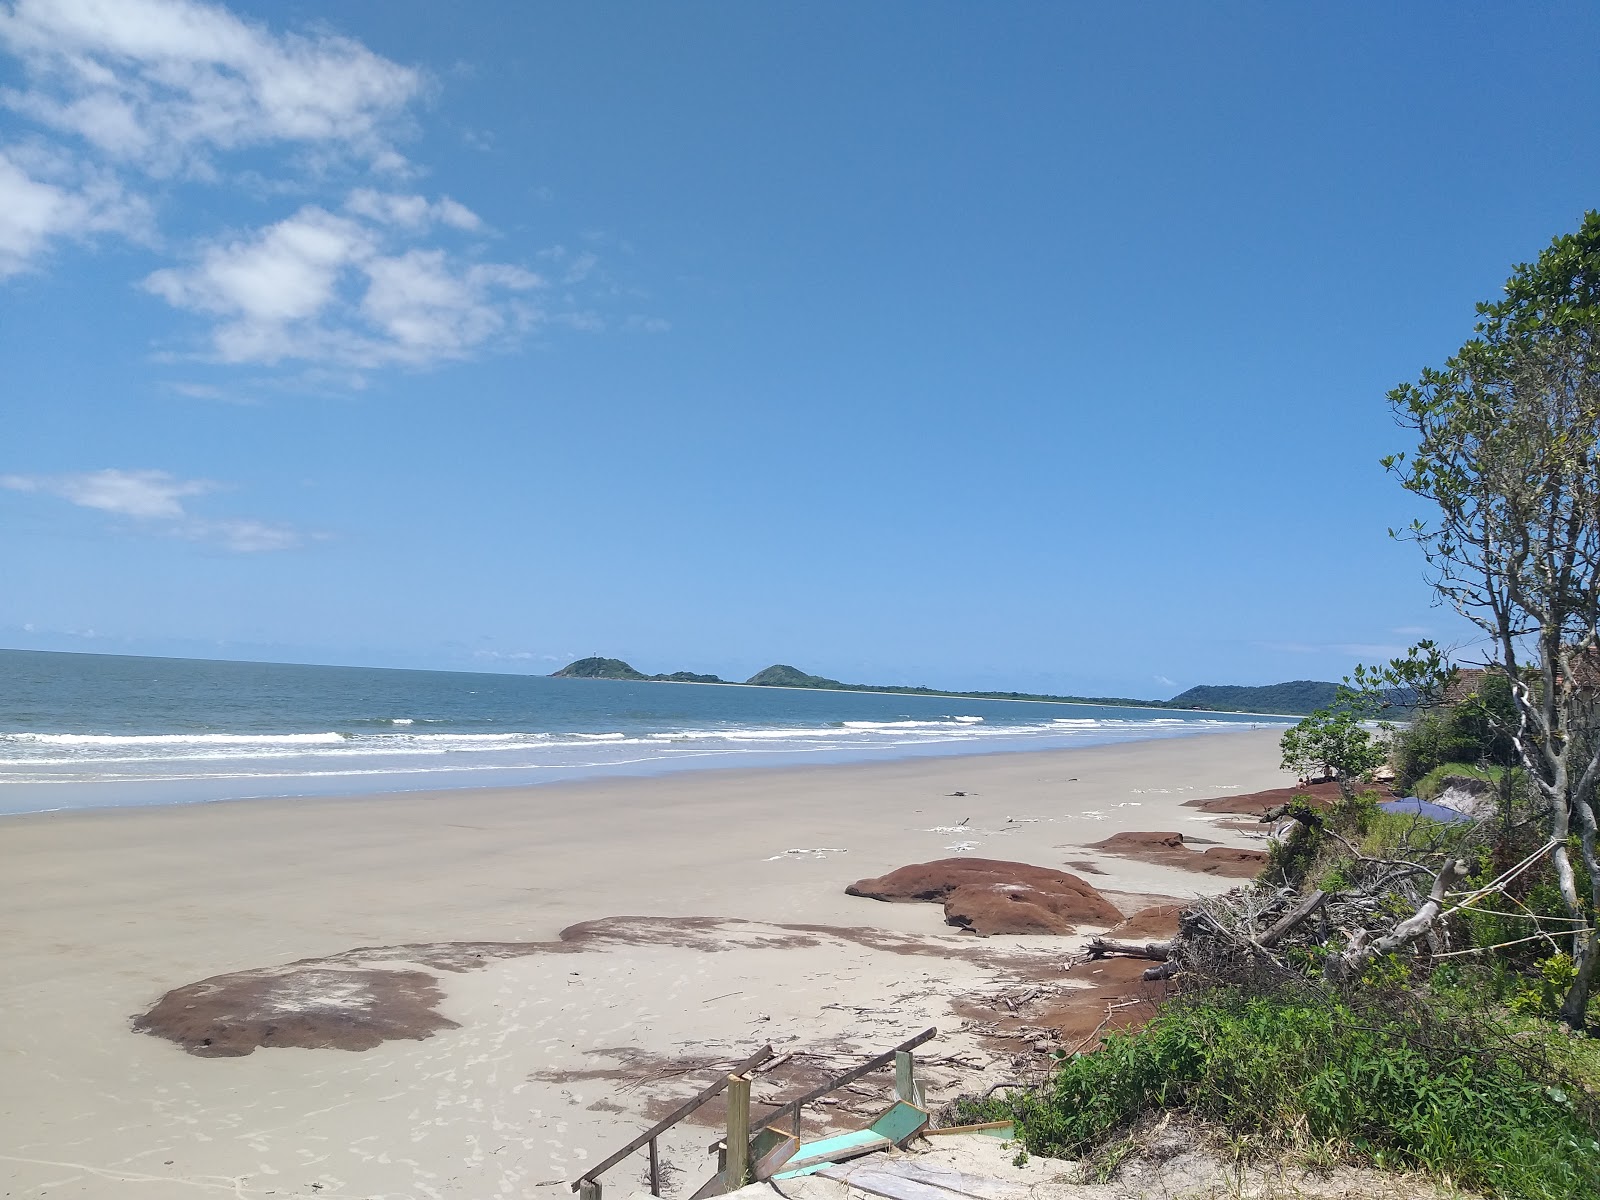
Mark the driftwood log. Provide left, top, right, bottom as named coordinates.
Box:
left=1085, top=938, right=1170, bottom=962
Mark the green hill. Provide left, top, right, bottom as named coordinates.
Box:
left=551, top=658, right=725, bottom=683
left=551, top=655, right=1337, bottom=715
left=551, top=657, right=649, bottom=680
left=1165, top=680, right=1338, bottom=715
left=745, top=663, right=845, bottom=688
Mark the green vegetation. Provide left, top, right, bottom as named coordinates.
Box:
left=743, top=663, right=845, bottom=688
left=1279, top=706, right=1386, bottom=798
left=1385, top=210, right=1600, bottom=1026
left=954, top=773, right=1600, bottom=1196
left=1167, top=680, right=1338, bottom=714
left=948, top=217, right=1600, bottom=1192
left=972, top=987, right=1600, bottom=1200
left=549, top=658, right=725, bottom=683
left=1411, top=761, right=1507, bottom=802
left=551, top=656, right=1335, bottom=714
left=550, top=656, right=649, bottom=680
left=1391, top=669, right=1520, bottom=792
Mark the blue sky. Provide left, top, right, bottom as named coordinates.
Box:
left=2, top=1, right=1597, bottom=698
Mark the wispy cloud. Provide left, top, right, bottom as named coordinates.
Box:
left=143, top=199, right=543, bottom=367
left=1154, top=674, right=1177, bottom=689
left=0, top=0, right=422, bottom=177
left=0, top=467, right=307, bottom=551
left=0, top=144, right=151, bottom=277
left=0, top=0, right=654, bottom=377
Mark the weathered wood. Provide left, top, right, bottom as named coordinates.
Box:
left=1141, top=961, right=1179, bottom=981
left=894, top=1050, right=915, bottom=1103
left=1338, top=860, right=1468, bottom=976
left=755, top=1027, right=937, bottom=1131
left=1086, top=938, right=1170, bottom=961
left=1257, top=888, right=1327, bottom=949
left=577, top=1181, right=601, bottom=1200
left=724, top=1075, right=751, bottom=1190
left=572, top=1044, right=774, bottom=1189
left=648, top=1137, right=659, bottom=1196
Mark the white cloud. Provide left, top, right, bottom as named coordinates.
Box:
left=0, top=0, right=636, bottom=377
left=0, top=145, right=149, bottom=276
left=1154, top=674, right=1177, bottom=689
left=345, top=188, right=481, bottom=231
left=0, top=467, right=304, bottom=551
left=0, top=0, right=422, bottom=176
left=144, top=200, right=543, bottom=368
left=182, top=517, right=301, bottom=552
left=1, top=467, right=212, bottom=517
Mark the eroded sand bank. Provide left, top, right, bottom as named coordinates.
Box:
left=0, top=728, right=1293, bottom=1199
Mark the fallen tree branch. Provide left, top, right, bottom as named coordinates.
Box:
left=1085, top=938, right=1170, bottom=961
left=1335, top=859, right=1468, bottom=979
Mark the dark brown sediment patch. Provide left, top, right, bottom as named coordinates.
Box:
left=844, top=858, right=1122, bottom=935
left=1084, top=831, right=1268, bottom=878
left=131, top=966, right=456, bottom=1057
left=1182, top=778, right=1394, bottom=817
left=132, top=915, right=1064, bottom=1057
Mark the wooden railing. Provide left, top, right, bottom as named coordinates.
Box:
left=571, top=1027, right=936, bottom=1199
left=572, top=1045, right=774, bottom=1199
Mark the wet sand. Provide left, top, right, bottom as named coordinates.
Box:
left=0, top=728, right=1292, bottom=1199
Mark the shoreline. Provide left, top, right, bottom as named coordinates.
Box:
left=0, top=729, right=1293, bottom=1198
left=0, top=721, right=1289, bottom=820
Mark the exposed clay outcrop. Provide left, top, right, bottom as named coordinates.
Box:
left=133, top=915, right=1080, bottom=1058
left=845, top=858, right=1121, bottom=935
left=1182, top=779, right=1392, bottom=816
left=131, top=966, right=456, bottom=1057
left=1086, top=831, right=1268, bottom=878
left=1106, top=903, right=1184, bottom=941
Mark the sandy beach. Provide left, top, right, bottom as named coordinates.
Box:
left=0, top=729, right=1294, bottom=1199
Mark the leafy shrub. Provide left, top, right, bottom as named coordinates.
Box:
left=983, top=986, right=1600, bottom=1200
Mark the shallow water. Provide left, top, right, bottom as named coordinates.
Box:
left=0, top=648, right=1285, bottom=813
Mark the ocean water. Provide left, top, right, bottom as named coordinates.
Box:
left=0, top=649, right=1285, bottom=815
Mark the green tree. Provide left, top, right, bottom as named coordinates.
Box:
left=1385, top=212, right=1600, bottom=1029
left=1279, top=707, right=1385, bottom=800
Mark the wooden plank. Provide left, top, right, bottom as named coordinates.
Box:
left=648, top=1137, right=660, bottom=1196
left=572, top=1045, right=774, bottom=1188
left=922, top=1121, right=1013, bottom=1139
left=864, top=1161, right=1026, bottom=1200
left=816, top=1166, right=962, bottom=1200
left=755, top=1027, right=936, bottom=1130
left=867, top=1100, right=929, bottom=1148
left=752, top=1132, right=799, bottom=1180
left=725, top=1074, right=751, bottom=1190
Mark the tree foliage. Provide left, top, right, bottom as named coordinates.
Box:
left=1385, top=212, right=1600, bottom=1029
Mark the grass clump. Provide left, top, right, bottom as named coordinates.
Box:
left=984, top=985, right=1600, bottom=1200
left=1412, top=762, right=1507, bottom=801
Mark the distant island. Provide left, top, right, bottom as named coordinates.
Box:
left=550, top=657, right=1337, bottom=715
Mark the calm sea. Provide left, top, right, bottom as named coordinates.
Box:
left=0, top=649, right=1283, bottom=814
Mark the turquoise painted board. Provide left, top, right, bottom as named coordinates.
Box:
left=868, top=1101, right=930, bottom=1146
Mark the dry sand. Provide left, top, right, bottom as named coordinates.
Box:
left=0, top=728, right=1294, bottom=1199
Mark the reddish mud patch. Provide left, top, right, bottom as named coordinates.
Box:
left=845, top=858, right=1122, bottom=935
left=1183, top=779, right=1394, bottom=817
left=132, top=966, right=456, bottom=1057
left=1106, top=903, right=1183, bottom=941
left=133, top=916, right=1064, bottom=1058
left=1086, top=831, right=1268, bottom=878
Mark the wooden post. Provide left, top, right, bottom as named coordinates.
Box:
left=578, top=1180, right=602, bottom=1200
left=895, top=1050, right=915, bottom=1103
left=648, top=1137, right=660, bottom=1196
left=724, top=1074, right=751, bottom=1189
